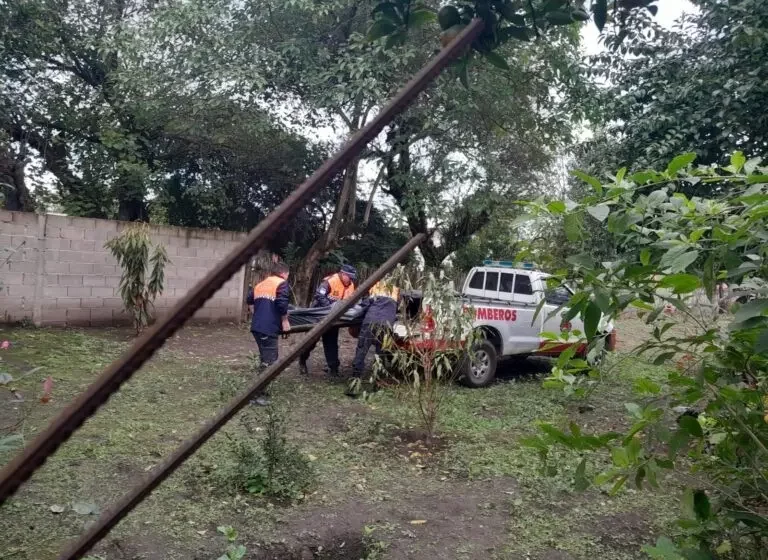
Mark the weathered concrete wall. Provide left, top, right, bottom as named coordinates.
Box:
left=0, top=211, right=247, bottom=326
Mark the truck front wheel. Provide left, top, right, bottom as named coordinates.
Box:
left=459, top=340, right=498, bottom=388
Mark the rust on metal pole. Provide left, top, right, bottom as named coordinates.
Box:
left=0, top=18, right=483, bottom=504
left=57, top=233, right=426, bottom=560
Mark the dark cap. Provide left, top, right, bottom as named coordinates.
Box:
left=340, top=264, right=357, bottom=279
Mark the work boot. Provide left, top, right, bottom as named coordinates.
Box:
left=327, top=367, right=340, bottom=378
left=298, top=359, right=308, bottom=376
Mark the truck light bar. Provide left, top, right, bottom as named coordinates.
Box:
left=482, top=259, right=537, bottom=270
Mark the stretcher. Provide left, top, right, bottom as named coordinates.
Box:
left=282, top=303, right=366, bottom=333
left=280, top=290, right=423, bottom=335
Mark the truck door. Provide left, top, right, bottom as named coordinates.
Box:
left=541, top=284, right=585, bottom=349
left=499, top=272, right=540, bottom=354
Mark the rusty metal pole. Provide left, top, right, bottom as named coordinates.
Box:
left=0, top=18, right=483, bottom=504
left=57, top=233, right=426, bottom=560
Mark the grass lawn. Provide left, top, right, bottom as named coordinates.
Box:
left=0, top=319, right=680, bottom=559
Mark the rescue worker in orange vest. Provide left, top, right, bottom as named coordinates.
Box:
left=350, top=276, right=400, bottom=390
left=298, top=264, right=356, bottom=377
left=246, top=261, right=291, bottom=406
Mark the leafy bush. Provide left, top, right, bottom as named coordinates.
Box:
left=218, top=406, right=313, bottom=503
left=522, top=153, right=768, bottom=558
left=371, top=268, right=479, bottom=440
left=104, top=223, right=170, bottom=334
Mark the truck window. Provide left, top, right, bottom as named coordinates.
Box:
left=545, top=285, right=572, bottom=305
left=468, top=271, right=485, bottom=289
left=514, top=274, right=533, bottom=295
left=485, top=271, right=499, bottom=291
left=500, top=273, right=514, bottom=293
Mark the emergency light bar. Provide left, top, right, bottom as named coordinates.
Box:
left=482, top=259, right=537, bottom=270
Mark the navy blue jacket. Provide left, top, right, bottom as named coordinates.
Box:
left=247, top=277, right=290, bottom=336
left=361, top=295, right=398, bottom=326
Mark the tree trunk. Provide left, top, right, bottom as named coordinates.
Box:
left=116, top=167, right=149, bottom=221
left=381, top=115, right=493, bottom=271
left=0, top=146, right=33, bottom=212
left=293, top=157, right=360, bottom=305
left=117, top=197, right=149, bottom=222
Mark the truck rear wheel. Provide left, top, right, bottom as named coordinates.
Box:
left=459, top=340, right=498, bottom=388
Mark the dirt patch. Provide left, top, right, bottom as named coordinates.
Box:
left=246, top=478, right=518, bottom=559
left=250, top=531, right=367, bottom=560
left=388, top=428, right=447, bottom=467
left=590, top=511, right=656, bottom=553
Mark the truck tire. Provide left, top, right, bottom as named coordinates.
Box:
left=459, top=340, right=498, bottom=388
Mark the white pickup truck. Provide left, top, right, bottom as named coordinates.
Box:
left=394, top=261, right=616, bottom=388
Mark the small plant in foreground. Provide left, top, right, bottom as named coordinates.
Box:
left=104, top=223, right=170, bottom=335
left=362, top=525, right=389, bottom=560
left=372, top=268, right=479, bottom=440
left=218, top=406, right=313, bottom=503
left=216, top=526, right=246, bottom=560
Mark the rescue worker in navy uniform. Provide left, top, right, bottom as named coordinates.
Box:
left=246, top=261, right=291, bottom=406
left=298, top=264, right=356, bottom=377
left=348, top=276, right=400, bottom=396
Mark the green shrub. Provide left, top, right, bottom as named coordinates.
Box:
left=218, top=407, right=313, bottom=503
left=104, top=223, right=170, bottom=335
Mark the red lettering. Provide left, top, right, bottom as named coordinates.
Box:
left=477, top=308, right=487, bottom=320
left=504, top=309, right=512, bottom=321
left=494, top=308, right=500, bottom=320
left=511, top=310, right=517, bottom=321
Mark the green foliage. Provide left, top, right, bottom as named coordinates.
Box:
left=216, top=526, right=247, bottom=560
left=0, top=0, right=328, bottom=225
left=362, top=525, right=390, bottom=559
left=524, top=153, right=768, bottom=557
left=449, top=203, right=525, bottom=272
left=228, top=0, right=583, bottom=269
left=579, top=0, right=768, bottom=178
left=217, top=406, right=314, bottom=503
left=104, top=224, right=170, bottom=335
left=370, top=0, right=659, bottom=65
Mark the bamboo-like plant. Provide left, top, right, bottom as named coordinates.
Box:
left=105, top=224, right=170, bottom=335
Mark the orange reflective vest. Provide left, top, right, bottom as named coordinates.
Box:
left=253, top=276, right=285, bottom=301
left=325, top=273, right=355, bottom=300
left=369, top=280, right=399, bottom=302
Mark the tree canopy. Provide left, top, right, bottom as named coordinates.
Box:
left=1, top=0, right=663, bottom=285
left=576, top=0, right=768, bottom=176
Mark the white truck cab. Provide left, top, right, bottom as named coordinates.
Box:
left=458, top=260, right=615, bottom=387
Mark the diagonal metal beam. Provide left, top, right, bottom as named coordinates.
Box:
left=0, top=19, right=484, bottom=504
left=55, top=233, right=426, bottom=560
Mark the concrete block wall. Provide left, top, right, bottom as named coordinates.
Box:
left=1, top=211, right=247, bottom=326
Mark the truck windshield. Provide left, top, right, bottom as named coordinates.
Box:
left=545, top=285, right=573, bottom=305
